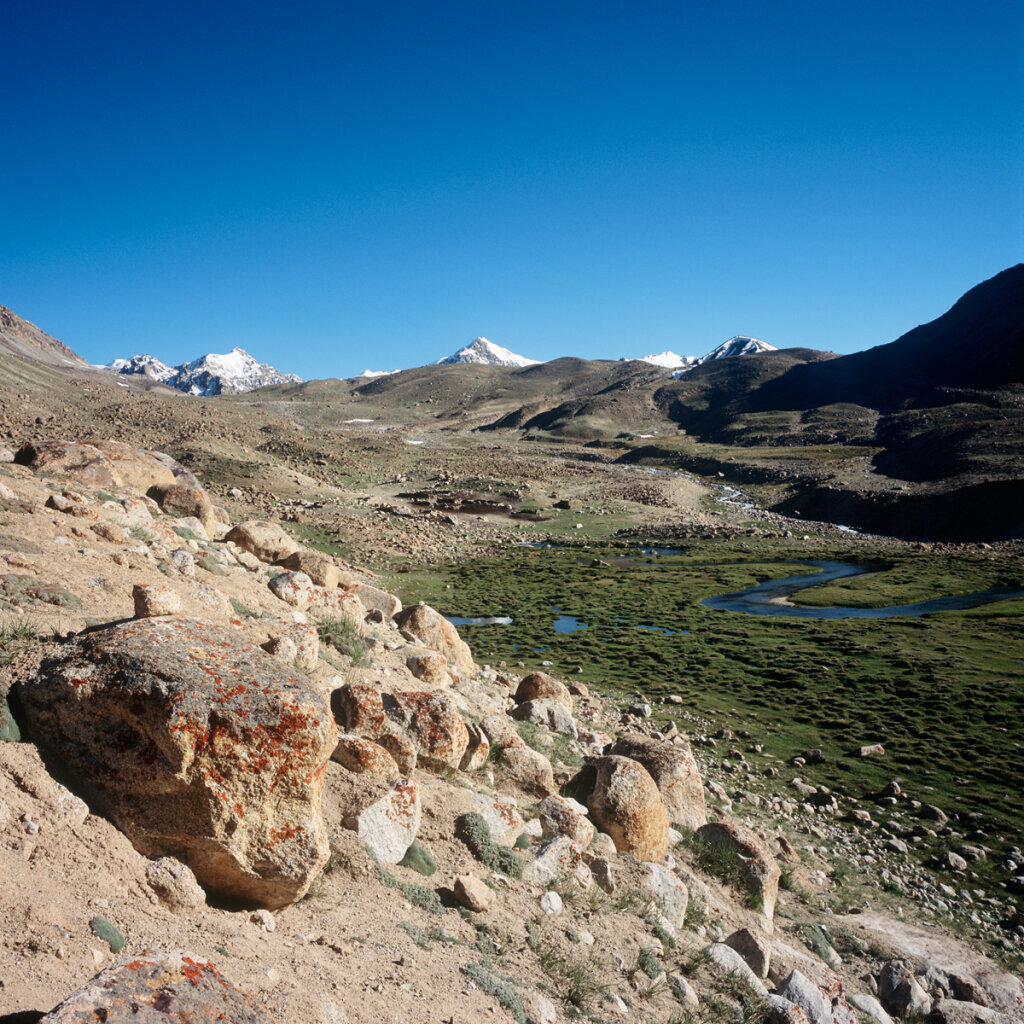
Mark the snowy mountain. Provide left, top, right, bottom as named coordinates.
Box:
left=105, top=348, right=303, bottom=395
left=435, top=337, right=540, bottom=367
left=671, top=336, right=777, bottom=377
left=633, top=351, right=698, bottom=370
left=357, top=369, right=399, bottom=379
left=104, top=354, right=176, bottom=382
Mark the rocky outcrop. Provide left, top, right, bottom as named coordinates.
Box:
left=18, top=618, right=336, bottom=909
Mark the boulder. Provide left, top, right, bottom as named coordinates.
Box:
left=725, top=928, right=772, bottom=978
left=522, top=836, right=591, bottom=889
left=146, top=856, right=207, bottom=913
left=406, top=649, right=450, bottom=687
left=514, top=671, right=573, bottom=710
left=332, top=734, right=401, bottom=779
left=91, top=440, right=178, bottom=492
left=263, top=621, right=319, bottom=671
left=16, top=439, right=122, bottom=488
left=643, top=862, right=688, bottom=931
left=332, top=683, right=387, bottom=738
left=587, top=755, right=669, bottom=862
left=387, top=690, right=469, bottom=769
left=480, top=714, right=526, bottom=750
left=378, top=733, right=417, bottom=774
left=38, top=951, right=274, bottom=1024
left=470, top=793, right=525, bottom=846
left=610, top=733, right=706, bottom=831
left=350, top=582, right=402, bottom=618
left=307, top=587, right=367, bottom=627
left=133, top=583, right=181, bottom=618
left=226, top=520, right=300, bottom=563
left=539, top=794, right=594, bottom=848
left=696, top=820, right=781, bottom=927
left=151, top=483, right=216, bottom=537
left=509, top=698, right=577, bottom=737
left=18, top=617, right=336, bottom=909
left=279, top=549, right=339, bottom=588
left=707, top=943, right=769, bottom=998
left=497, top=744, right=555, bottom=796
left=879, top=961, right=932, bottom=1019
left=269, top=570, right=316, bottom=609
left=394, top=603, right=476, bottom=677
left=778, top=969, right=849, bottom=1024
left=351, top=777, right=421, bottom=863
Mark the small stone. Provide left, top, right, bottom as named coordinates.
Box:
left=454, top=875, right=493, bottom=913
left=132, top=583, right=180, bottom=617
left=250, top=909, right=276, bottom=932
left=539, top=891, right=563, bottom=915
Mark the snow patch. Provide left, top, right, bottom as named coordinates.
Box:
left=436, top=337, right=540, bottom=367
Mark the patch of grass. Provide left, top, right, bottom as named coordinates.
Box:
left=368, top=848, right=442, bottom=914
left=317, top=614, right=368, bottom=666
left=0, top=616, right=39, bottom=665
left=398, top=920, right=431, bottom=948
left=230, top=596, right=260, bottom=619
left=456, top=812, right=523, bottom=879
left=128, top=524, right=153, bottom=542
left=461, top=960, right=525, bottom=1023
left=680, top=832, right=762, bottom=910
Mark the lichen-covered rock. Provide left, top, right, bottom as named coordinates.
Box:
left=264, top=621, right=319, bottom=671
left=226, top=520, right=300, bottom=563
left=378, top=733, right=417, bottom=774
left=587, top=755, right=669, bottom=862
left=307, top=586, right=366, bottom=627
left=480, top=714, right=526, bottom=750
left=497, top=744, right=555, bottom=796
left=351, top=777, right=420, bottom=863
left=17, top=618, right=336, bottom=909
left=470, top=793, right=526, bottom=846
left=539, top=794, right=594, bottom=848
left=388, top=690, right=469, bottom=769
left=269, top=570, right=316, bottom=609
left=332, top=683, right=387, bottom=739
left=514, top=671, right=573, bottom=711
left=39, top=951, right=274, bottom=1023
left=350, top=582, right=401, bottom=618
left=611, top=733, right=706, bottom=831
left=132, top=584, right=181, bottom=618
left=394, top=603, right=476, bottom=677
left=696, top=820, right=782, bottom=928
left=279, top=549, right=339, bottom=588
left=332, top=734, right=400, bottom=779
left=406, top=649, right=449, bottom=687
left=510, top=698, right=577, bottom=737
left=522, top=836, right=591, bottom=889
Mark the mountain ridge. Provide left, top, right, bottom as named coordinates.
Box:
left=106, top=347, right=304, bottom=395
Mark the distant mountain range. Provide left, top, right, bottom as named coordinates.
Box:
left=105, top=348, right=303, bottom=396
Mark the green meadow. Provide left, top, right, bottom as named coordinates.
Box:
left=394, top=541, right=1024, bottom=862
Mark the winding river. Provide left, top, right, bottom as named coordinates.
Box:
left=701, top=560, right=1024, bottom=619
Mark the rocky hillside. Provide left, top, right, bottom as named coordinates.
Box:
left=0, top=440, right=1021, bottom=1023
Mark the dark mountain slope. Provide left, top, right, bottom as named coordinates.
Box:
left=751, top=265, right=1024, bottom=413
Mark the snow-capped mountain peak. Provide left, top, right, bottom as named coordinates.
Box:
left=105, top=347, right=303, bottom=395
left=104, top=354, right=175, bottom=382
left=634, top=351, right=697, bottom=370
left=698, top=336, right=777, bottom=362
left=670, top=336, right=778, bottom=377
left=436, top=337, right=540, bottom=367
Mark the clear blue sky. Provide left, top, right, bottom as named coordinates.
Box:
left=2, top=1, right=1021, bottom=378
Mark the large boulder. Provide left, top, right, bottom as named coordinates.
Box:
left=610, top=733, right=706, bottom=831
left=18, top=618, right=336, bottom=909
left=696, top=821, right=782, bottom=928
left=16, top=439, right=122, bottom=488
left=387, top=690, right=469, bottom=769
left=497, top=744, right=556, bottom=796
left=279, top=549, right=339, bottom=588
left=394, top=603, right=476, bottom=677
left=90, top=440, right=178, bottom=492
left=149, top=483, right=216, bottom=538
left=539, top=794, right=594, bottom=848
left=39, top=951, right=274, bottom=1023
left=514, top=671, right=573, bottom=711
left=587, top=755, right=669, bottom=862
left=226, top=520, right=300, bottom=563
left=510, top=699, right=577, bottom=737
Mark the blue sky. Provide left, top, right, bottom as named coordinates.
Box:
left=2, top=1, right=1021, bottom=378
